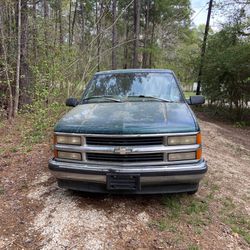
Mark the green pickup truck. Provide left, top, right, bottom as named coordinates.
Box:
left=49, top=69, right=207, bottom=194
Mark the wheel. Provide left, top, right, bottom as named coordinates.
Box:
left=187, top=184, right=199, bottom=195
left=187, top=189, right=198, bottom=195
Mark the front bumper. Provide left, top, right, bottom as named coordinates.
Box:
left=48, top=159, right=207, bottom=194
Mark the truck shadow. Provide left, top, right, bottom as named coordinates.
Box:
left=68, top=189, right=191, bottom=212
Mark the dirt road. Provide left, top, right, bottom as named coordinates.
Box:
left=0, top=118, right=249, bottom=250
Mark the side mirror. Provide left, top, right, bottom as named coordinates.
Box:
left=66, top=97, right=79, bottom=107
left=186, top=95, right=205, bottom=105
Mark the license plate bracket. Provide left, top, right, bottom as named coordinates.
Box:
left=106, top=174, right=141, bottom=191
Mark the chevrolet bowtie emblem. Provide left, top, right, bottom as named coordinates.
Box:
left=114, top=147, right=132, bottom=155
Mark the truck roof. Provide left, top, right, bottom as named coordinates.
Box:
left=95, top=69, right=173, bottom=75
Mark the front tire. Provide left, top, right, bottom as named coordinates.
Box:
left=187, top=183, right=199, bottom=195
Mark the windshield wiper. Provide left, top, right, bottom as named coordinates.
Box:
left=81, top=95, right=121, bottom=103
left=127, top=95, right=174, bottom=103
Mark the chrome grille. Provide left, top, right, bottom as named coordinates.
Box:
left=54, top=132, right=200, bottom=166
left=86, top=136, right=163, bottom=146
left=86, top=153, right=164, bottom=163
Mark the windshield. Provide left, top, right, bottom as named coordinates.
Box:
left=82, top=72, right=183, bottom=102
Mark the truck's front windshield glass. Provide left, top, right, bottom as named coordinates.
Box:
left=82, top=72, right=183, bottom=102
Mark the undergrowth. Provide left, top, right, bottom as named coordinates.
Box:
left=20, top=102, right=67, bottom=145
left=194, top=105, right=250, bottom=126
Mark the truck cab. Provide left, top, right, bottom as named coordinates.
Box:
left=49, top=69, right=207, bottom=194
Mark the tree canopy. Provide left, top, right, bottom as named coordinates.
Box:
left=0, top=0, right=249, bottom=121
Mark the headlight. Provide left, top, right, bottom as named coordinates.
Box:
left=55, top=135, right=81, bottom=145
left=168, top=151, right=196, bottom=161
left=57, top=151, right=82, bottom=161
left=167, top=133, right=201, bottom=146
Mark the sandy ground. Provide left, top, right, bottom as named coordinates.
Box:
left=0, top=118, right=249, bottom=249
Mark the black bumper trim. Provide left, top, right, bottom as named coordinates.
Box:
left=58, top=179, right=199, bottom=194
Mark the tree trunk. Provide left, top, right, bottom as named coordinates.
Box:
left=123, top=11, right=129, bottom=69
left=32, top=0, right=37, bottom=60
left=6, top=3, right=12, bottom=55
left=20, top=0, right=31, bottom=106
left=54, top=6, right=58, bottom=47
left=133, top=0, right=141, bottom=68
left=0, top=6, right=13, bottom=119
left=71, top=0, right=78, bottom=46
left=111, top=0, right=117, bottom=69
left=44, top=0, right=49, bottom=51
left=196, top=0, right=213, bottom=95
left=80, top=1, right=85, bottom=50
left=59, top=0, right=63, bottom=46
left=142, top=0, right=150, bottom=68
left=68, top=0, right=72, bottom=46
left=96, top=0, right=104, bottom=72
left=149, top=20, right=155, bottom=68
left=14, top=0, right=21, bottom=117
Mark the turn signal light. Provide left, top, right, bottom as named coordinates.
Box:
left=196, top=148, right=202, bottom=160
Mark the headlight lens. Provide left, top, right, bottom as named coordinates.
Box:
left=167, top=135, right=198, bottom=146
left=56, top=135, right=81, bottom=145
left=168, top=151, right=196, bottom=161
left=57, top=151, right=82, bottom=161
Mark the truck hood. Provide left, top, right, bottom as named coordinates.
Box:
left=54, top=102, right=197, bottom=134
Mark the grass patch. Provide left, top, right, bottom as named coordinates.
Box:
left=188, top=214, right=209, bottom=227
left=0, top=185, right=5, bottom=195
left=186, top=199, right=211, bottom=234
left=0, top=148, right=5, bottom=155
left=220, top=197, right=250, bottom=244
left=225, top=213, right=250, bottom=244
left=162, top=195, right=182, bottom=219
left=22, top=145, right=33, bottom=153
left=210, top=183, right=220, bottom=192
left=151, top=219, right=178, bottom=232
left=184, top=196, right=212, bottom=235
left=186, top=199, right=208, bottom=215
left=188, top=244, right=200, bottom=250
left=9, top=146, right=20, bottom=153
left=159, top=194, right=213, bottom=238
left=152, top=196, right=188, bottom=234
